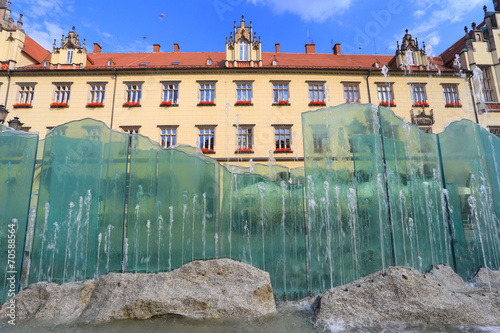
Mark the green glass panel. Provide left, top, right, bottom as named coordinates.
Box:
left=379, top=107, right=452, bottom=273
left=439, top=120, right=500, bottom=279
left=302, top=104, right=391, bottom=294
left=0, top=126, right=38, bottom=303
left=29, top=119, right=128, bottom=284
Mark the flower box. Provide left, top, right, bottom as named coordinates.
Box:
left=346, top=100, right=361, bottom=104
left=309, top=101, right=326, bottom=106
left=198, top=101, right=215, bottom=106
left=445, top=102, right=462, bottom=107
left=235, top=100, right=252, bottom=106
left=413, top=101, right=429, bottom=107
left=50, top=102, right=68, bottom=108
left=12, top=103, right=32, bottom=108
left=274, top=147, right=292, bottom=153
left=123, top=102, right=141, bottom=107
left=160, top=101, right=173, bottom=107
left=201, top=148, right=215, bottom=154
left=235, top=148, right=254, bottom=153
left=278, top=100, right=289, bottom=105
left=86, top=102, right=104, bottom=108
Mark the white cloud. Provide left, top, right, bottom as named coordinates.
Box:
left=414, top=10, right=425, bottom=18
left=247, top=0, right=353, bottom=22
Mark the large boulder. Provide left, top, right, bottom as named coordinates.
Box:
left=311, top=266, right=500, bottom=328
left=1, top=259, right=276, bottom=323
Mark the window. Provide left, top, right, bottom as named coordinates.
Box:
left=490, top=126, right=500, bottom=139
left=480, top=66, right=496, bottom=102
left=158, top=126, right=177, bottom=148
left=236, top=81, right=252, bottom=104
left=120, top=126, right=141, bottom=148
left=52, top=83, right=72, bottom=106
left=88, top=82, right=106, bottom=105
left=198, top=81, right=216, bottom=104
left=236, top=125, right=253, bottom=152
left=66, top=49, right=74, bottom=64
left=343, top=82, right=360, bottom=103
left=442, top=84, right=460, bottom=106
left=410, top=83, right=428, bottom=106
left=16, top=83, right=36, bottom=106
left=124, top=82, right=143, bottom=105
left=274, top=125, right=292, bottom=152
left=376, top=83, right=395, bottom=106
left=239, top=41, right=248, bottom=61
left=197, top=126, right=216, bottom=153
left=405, top=51, right=415, bottom=66
left=312, top=125, right=329, bottom=153
left=161, top=81, right=179, bottom=105
left=308, top=82, right=325, bottom=105
left=272, top=81, right=290, bottom=104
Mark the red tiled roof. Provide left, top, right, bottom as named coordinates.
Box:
left=13, top=50, right=454, bottom=72
left=22, top=33, right=51, bottom=64
left=440, top=36, right=466, bottom=66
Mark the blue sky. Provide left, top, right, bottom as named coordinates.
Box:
left=11, top=0, right=488, bottom=57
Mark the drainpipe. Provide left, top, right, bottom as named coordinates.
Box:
left=466, top=70, right=479, bottom=124
left=4, top=69, right=11, bottom=106
left=365, top=69, right=372, bottom=104
left=110, top=68, right=117, bottom=129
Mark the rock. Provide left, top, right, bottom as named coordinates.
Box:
left=0, top=259, right=276, bottom=323
left=471, top=267, right=500, bottom=289
left=311, top=266, right=500, bottom=328
left=424, top=264, right=468, bottom=291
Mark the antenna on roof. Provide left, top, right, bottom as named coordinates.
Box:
left=373, top=38, right=377, bottom=55
left=307, top=28, right=310, bottom=44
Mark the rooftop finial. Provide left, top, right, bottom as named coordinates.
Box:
left=465, top=26, right=468, bottom=34
left=472, top=22, right=477, bottom=30
left=484, top=5, right=488, bottom=15
left=72, top=26, right=75, bottom=31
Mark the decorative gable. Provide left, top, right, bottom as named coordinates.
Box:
left=225, top=16, right=262, bottom=67
left=50, top=27, right=87, bottom=69
left=395, top=29, right=429, bottom=70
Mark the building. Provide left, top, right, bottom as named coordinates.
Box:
left=0, top=1, right=495, bottom=168
left=440, top=2, right=500, bottom=138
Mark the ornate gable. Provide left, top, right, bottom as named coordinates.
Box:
left=225, top=16, right=262, bottom=67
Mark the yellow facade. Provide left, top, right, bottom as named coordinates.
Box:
left=0, top=6, right=499, bottom=169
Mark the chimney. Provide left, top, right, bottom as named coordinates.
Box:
left=93, top=43, right=101, bottom=54
left=275, top=43, right=280, bottom=53
left=305, top=43, right=315, bottom=54
left=153, top=44, right=160, bottom=53
left=333, top=43, right=341, bottom=55
left=174, top=43, right=180, bottom=53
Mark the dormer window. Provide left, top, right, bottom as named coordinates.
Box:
left=239, top=41, right=248, bottom=61
left=207, top=58, right=212, bottom=65
left=107, top=60, right=113, bottom=66
left=405, top=51, right=415, bottom=66
left=272, top=60, right=277, bottom=66
left=66, top=48, right=74, bottom=64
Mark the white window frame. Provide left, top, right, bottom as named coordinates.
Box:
left=161, top=81, right=180, bottom=104
left=198, top=81, right=216, bottom=103
left=197, top=126, right=216, bottom=152
left=158, top=126, right=178, bottom=148
left=442, top=83, right=460, bottom=105
left=124, top=81, right=143, bottom=103
left=410, top=83, right=427, bottom=105
left=308, top=82, right=325, bottom=103
left=235, top=81, right=252, bottom=103
left=343, top=82, right=360, bottom=103
left=17, top=83, right=36, bottom=105
left=53, top=83, right=72, bottom=104
left=88, top=82, right=106, bottom=104
left=274, top=125, right=292, bottom=151
left=480, top=66, right=497, bottom=102
left=272, top=81, right=290, bottom=104
left=66, top=48, right=74, bottom=64
left=236, top=125, right=254, bottom=151
left=239, top=41, right=248, bottom=61
left=376, top=82, right=394, bottom=104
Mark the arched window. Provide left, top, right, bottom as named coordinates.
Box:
left=239, top=41, right=248, bottom=61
